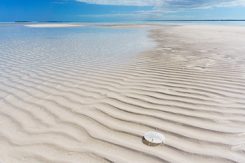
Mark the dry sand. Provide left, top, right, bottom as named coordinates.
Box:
left=1, top=25, right=245, bottom=163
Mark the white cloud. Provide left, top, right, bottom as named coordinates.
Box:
left=75, top=0, right=245, bottom=8
left=76, top=0, right=245, bottom=20
left=76, top=0, right=163, bottom=6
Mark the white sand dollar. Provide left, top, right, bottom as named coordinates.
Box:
left=143, top=131, right=165, bottom=146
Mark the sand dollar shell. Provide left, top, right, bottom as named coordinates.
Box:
left=143, top=131, right=165, bottom=146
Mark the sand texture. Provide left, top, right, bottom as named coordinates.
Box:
left=1, top=25, right=245, bottom=163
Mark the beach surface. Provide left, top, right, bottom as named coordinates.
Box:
left=0, top=24, right=245, bottom=163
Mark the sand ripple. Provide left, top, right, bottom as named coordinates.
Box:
left=1, top=25, right=245, bottom=163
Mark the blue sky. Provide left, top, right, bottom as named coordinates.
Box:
left=0, top=0, right=245, bottom=22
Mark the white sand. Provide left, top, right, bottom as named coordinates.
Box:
left=1, top=25, right=245, bottom=163
left=25, top=23, right=83, bottom=28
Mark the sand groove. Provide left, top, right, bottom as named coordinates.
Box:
left=1, top=25, right=245, bottom=163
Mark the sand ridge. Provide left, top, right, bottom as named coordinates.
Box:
left=0, top=25, right=245, bottom=162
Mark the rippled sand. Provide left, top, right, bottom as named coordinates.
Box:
left=1, top=25, right=245, bottom=163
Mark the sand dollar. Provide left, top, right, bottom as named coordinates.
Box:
left=143, top=131, right=165, bottom=146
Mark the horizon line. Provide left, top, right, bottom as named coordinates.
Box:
left=1, top=19, right=245, bottom=23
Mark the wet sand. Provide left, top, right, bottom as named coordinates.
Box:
left=0, top=25, right=245, bottom=163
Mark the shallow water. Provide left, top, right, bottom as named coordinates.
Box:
left=0, top=24, right=154, bottom=72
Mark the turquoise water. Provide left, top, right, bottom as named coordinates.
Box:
left=0, top=24, right=154, bottom=71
